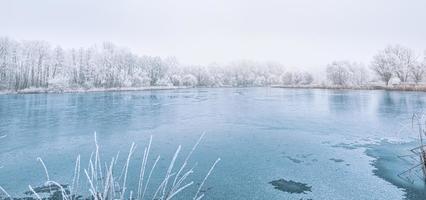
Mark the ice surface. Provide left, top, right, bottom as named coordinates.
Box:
left=0, top=88, right=425, bottom=199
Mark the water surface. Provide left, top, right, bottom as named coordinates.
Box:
left=0, top=88, right=425, bottom=199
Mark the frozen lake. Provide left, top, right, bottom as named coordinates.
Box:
left=0, top=88, right=425, bottom=199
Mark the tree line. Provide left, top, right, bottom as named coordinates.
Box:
left=326, top=45, right=426, bottom=86
left=0, top=37, right=314, bottom=91
left=2, top=37, right=425, bottom=91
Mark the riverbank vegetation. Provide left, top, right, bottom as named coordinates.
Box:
left=0, top=133, right=220, bottom=200
left=0, top=37, right=425, bottom=93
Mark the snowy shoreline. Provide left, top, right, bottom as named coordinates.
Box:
left=0, top=86, right=190, bottom=95
left=2, top=84, right=426, bottom=95
left=272, top=84, right=426, bottom=92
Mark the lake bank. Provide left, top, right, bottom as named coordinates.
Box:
left=2, top=84, right=426, bottom=95
left=272, top=85, right=426, bottom=92
left=0, top=86, right=189, bottom=95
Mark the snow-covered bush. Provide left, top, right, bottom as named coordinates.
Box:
left=182, top=74, right=198, bottom=87
left=254, top=76, right=266, bottom=86
left=48, top=76, right=69, bottom=91
left=156, top=77, right=172, bottom=86
left=301, top=72, right=314, bottom=85
left=169, top=74, right=182, bottom=86
left=281, top=72, right=293, bottom=85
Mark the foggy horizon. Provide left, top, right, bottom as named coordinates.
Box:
left=2, top=0, right=426, bottom=70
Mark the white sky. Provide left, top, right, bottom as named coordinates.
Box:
left=1, top=0, right=426, bottom=70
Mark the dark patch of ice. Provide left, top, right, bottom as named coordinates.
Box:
left=269, top=179, right=312, bottom=194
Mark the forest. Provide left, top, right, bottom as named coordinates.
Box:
left=0, top=37, right=313, bottom=91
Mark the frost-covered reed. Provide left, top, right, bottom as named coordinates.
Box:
left=0, top=132, right=220, bottom=200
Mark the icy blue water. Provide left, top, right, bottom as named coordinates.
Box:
left=0, top=88, right=426, bottom=199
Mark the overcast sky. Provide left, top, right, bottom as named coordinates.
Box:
left=1, top=0, right=426, bottom=70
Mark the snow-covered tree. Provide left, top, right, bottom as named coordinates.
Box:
left=0, top=37, right=12, bottom=89
left=301, top=72, right=314, bottom=85
left=410, top=52, right=426, bottom=84
left=371, top=52, right=393, bottom=85
left=371, top=45, right=418, bottom=85
left=326, top=61, right=350, bottom=86
left=182, top=74, right=197, bottom=86
left=386, top=45, right=417, bottom=82
left=146, top=56, right=168, bottom=86
left=327, top=61, right=369, bottom=86
left=281, top=72, right=293, bottom=85
left=347, top=62, right=369, bottom=86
